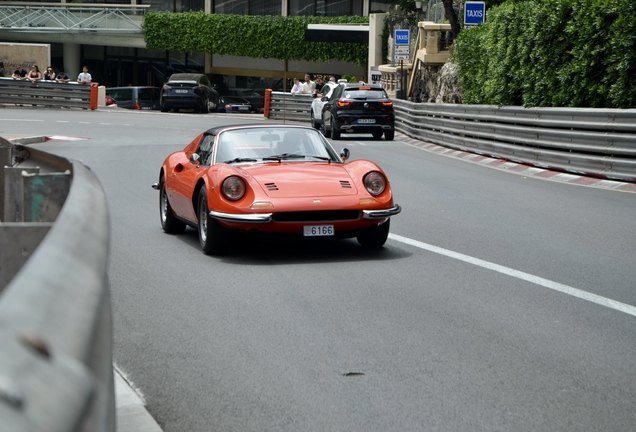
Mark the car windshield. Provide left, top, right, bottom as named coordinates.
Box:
left=214, top=127, right=339, bottom=164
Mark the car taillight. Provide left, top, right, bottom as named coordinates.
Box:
left=134, top=103, right=140, bottom=110
left=194, top=86, right=203, bottom=95
left=222, top=176, right=246, bottom=201
left=363, top=171, right=386, bottom=196
left=225, top=104, right=232, bottom=109
left=337, top=100, right=353, bottom=107
left=380, top=101, right=393, bottom=107
left=163, top=84, right=171, bottom=91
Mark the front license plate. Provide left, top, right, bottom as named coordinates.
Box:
left=303, top=225, right=334, bottom=236
left=358, top=119, right=376, bottom=124
left=175, top=89, right=188, bottom=93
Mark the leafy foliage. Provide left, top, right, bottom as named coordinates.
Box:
left=454, top=0, right=636, bottom=108
left=143, top=12, right=369, bottom=65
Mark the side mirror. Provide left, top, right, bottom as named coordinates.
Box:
left=340, top=148, right=350, bottom=161
left=321, top=96, right=328, bottom=102
left=189, top=153, right=200, bottom=164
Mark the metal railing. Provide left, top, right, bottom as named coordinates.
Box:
left=393, top=100, right=636, bottom=182
left=0, top=78, right=98, bottom=109
left=0, top=3, right=146, bottom=33
left=266, top=91, right=313, bottom=123
left=0, top=137, right=113, bottom=431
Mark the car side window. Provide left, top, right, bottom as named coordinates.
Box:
left=201, top=76, right=212, bottom=88
left=196, top=135, right=215, bottom=166
left=331, top=86, right=343, bottom=100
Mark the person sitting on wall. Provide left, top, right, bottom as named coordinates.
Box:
left=12, top=65, right=27, bottom=80
left=302, top=73, right=315, bottom=95
left=55, top=70, right=71, bottom=83
left=313, top=77, right=325, bottom=98
left=43, top=66, right=57, bottom=81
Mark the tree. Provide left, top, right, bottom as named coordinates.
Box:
left=443, top=0, right=462, bottom=38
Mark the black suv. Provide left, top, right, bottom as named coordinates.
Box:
left=321, top=82, right=395, bottom=141
left=160, top=73, right=220, bottom=113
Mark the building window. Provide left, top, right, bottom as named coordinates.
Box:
left=214, top=0, right=280, bottom=15
left=289, top=0, right=361, bottom=17
left=139, top=0, right=204, bottom=12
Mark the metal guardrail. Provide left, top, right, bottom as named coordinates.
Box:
left=393, top=100, right=636, bottom=182
left=0, top=137, right=114, bottom=432
left=266, top=92, right=313, bottom=123
left=0, top=78, right=98, bottom=109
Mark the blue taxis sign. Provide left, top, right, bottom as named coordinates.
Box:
left=464, top=1, right=486, bottom=26
left=394, top=29, right=410, bottom=45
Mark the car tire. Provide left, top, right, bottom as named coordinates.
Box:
left=160, top=105, right=168, bottom=113
left=384, top=130, right=395, bottom=141
left=372, top=131, right=383, bottom=140
left=357, top=219, right=390, bottom=249
left=201, top=98, right=210, bottom=114
left=332, top=123, right=341, bottom=140
left=198, top=188, right=230, bottom=255
left=321, top=115, right=331, bottom=138
left=160, top=177, right=186, bottom=234
left=209, top=97, right=217, bottom=111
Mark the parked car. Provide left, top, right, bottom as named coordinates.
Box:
left=105, top=86, right=161, bottom=110
left=152, top=124, right=401, bottom=255
left=160, top=73, right=220, bottom=113
left=321, top=82, right=395, bottom=141
left=225, top=88, right=264, bottom=112
left=310, top=81, right=340, bottom=129
left=219, top=95, right=257, bottom=113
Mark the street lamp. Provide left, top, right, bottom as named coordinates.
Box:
left=415, top=0, right=422, bottom=9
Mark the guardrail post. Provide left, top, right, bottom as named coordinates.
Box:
left=90, top=82, right=99, bottom=110
left=264, top=89, right=271, bottom=118
left=4, top=167, right=39, bottom=223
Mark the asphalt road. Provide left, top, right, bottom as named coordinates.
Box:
left=2, top=107, right=635, bottom=431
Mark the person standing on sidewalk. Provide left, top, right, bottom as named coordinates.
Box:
left=77, top=66, right=92, bottom=84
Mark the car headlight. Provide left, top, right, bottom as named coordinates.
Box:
left=364, top=171, right=386, bottom=196
left=222, top=176, right=246, bottom=200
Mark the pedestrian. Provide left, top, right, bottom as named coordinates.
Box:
left=290, top=77, right=303, bottom=95
left=12, top=65, right=27, bottom=80
left=43, top=66, right=57, bottom=81
left=302, top=73, right=315, bottom=95
left=77, top=66, right=92, bottom=84
left=329, top=76, right=336, bottom=83
left=0, top=62, right=5, bottom=78
left=55, top=70, right=71, bottom=83
left=26, top=65, right=42, bottom=83
left=313, top=76, right=324, bottom=98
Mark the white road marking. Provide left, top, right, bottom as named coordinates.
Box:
left=389, top=233, right=636, bottom=317
left=0, top=119, right=43, bottom=122
left=56, top=121, right=70, bottom=123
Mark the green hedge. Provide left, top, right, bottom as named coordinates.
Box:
left=143, top=12, right=369, bottom=65
left=454, top=0, right=636, bottom=108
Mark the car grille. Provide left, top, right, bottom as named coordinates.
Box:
left=274, top=210, right=361, bottom=222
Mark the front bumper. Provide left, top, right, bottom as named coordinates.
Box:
left=209, top=204, right=401, bottom=223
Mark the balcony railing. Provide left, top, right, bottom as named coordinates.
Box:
left=0, top=2, right=147, bottom=33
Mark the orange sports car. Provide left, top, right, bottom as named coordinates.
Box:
left=152, top=124, right=401, bottom=255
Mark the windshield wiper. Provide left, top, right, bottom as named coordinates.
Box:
left=223, top=157, right=257, bottom=164
left=262, top=153, right=306, bottom=161
left=304, top=155, right=331, bottom=161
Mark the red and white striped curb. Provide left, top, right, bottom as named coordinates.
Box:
left=398, top=133, right=636, bottom=193
left=46, top=135, right=90, bottom=141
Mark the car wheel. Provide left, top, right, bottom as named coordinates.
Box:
left=357, top=219, right=390, bottom=249
left=321, top=115, right=331, bottom=138
left=209, top=97, right=217, bottom=111
left=384, top=130, right=395, bottom=141
left=160, top=177, right=186, bottom=234
left=201, top=98, right=210, bottom=114
left=332, top=123, right=341, bottom=140
left=160, top=105, right=168, bottom=113
left=372, top=131, right=383, bottom=140
left=311, top=112, right=320, bottom=129
left=198, top=188, right=229, bottom=255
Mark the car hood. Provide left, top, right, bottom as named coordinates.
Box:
left=241, top=163, right=359, bottom=197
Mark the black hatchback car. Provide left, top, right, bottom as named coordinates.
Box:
left=321, top=82, right=395, bottom=141
left=160, top=73, right=220, bottom=113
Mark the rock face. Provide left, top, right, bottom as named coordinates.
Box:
left=412, top=61, right=462, bottom=104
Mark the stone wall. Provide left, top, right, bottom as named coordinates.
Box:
left=412, top=61, right=462, bottom=104
left=0, top=43, right=51, bottom=74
